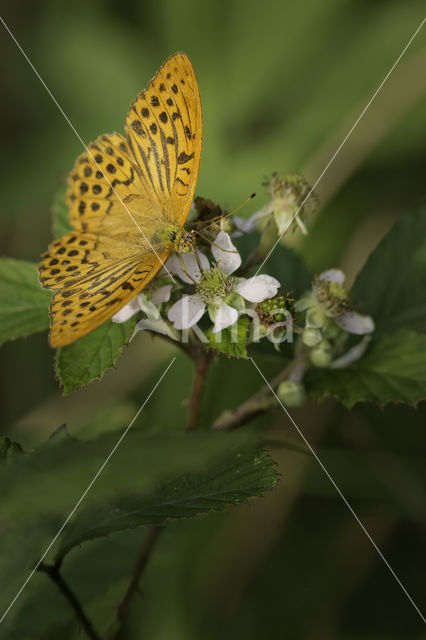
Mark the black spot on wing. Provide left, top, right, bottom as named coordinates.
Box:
left=177, top=151, right=194, bottom=164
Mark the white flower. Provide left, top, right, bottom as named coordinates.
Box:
left=112, top=285, right=177, bottom=340
left=330, top=335, right=372, bottom=369
left=167, top=231, right=280, bottom=333
left=318, top=269, right=374, bottom=335
left=297, top=269, right=375, bottom=336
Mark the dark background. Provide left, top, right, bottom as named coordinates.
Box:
left=1, top=1, right=426, bottom=638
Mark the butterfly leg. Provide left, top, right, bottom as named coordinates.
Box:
left=176, top=253, right=199, bottom=285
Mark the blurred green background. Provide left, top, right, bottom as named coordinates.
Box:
left=1, top=1, right=426, bottom=638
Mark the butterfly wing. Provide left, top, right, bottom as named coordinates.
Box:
left=125, top=52, right=202, bottom=227
left=39, top=52, right=202, bottom=347
left=40, top=231, right=169, bottom=347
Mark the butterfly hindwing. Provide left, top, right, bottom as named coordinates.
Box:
left=48, top=242, right=169, bottom=347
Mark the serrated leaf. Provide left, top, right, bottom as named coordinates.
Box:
left=208, top=314, right=250, bottom=358
left=307, top=331, right=426, bottom=407
left=351, top=207, right=426, bottom=336
left=0, top=259, right=52, bottom=344
left=55, top=317, right=137, bottom=394
left=57, top=448, right=277, bottom=560
left=0, top=428, right=259, bottom=523
left=51, top=186, right=72, bottom=238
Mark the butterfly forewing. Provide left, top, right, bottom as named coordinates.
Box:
left=39, top=52, right=202, bottom=347
left=67, top=133, right=160, bottom=245
left=125, top=52, right=202, bottom=227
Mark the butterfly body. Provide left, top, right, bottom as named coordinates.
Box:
left=38, top=53, right=202, bottom=347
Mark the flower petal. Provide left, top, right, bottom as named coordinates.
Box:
left=167, top=294, right=206, bottom=330
left=318, top=269, right=345, bottom=284
left=150, top=284, right=173, bottom=304
left=165, top=251, right=209, bottom=284
left=234, top=274, right=280, bottom=303
left=330, top=336, right=371, bottom=368
left=133, top=317, right=179, bottom=341
left=212, top=302, right=239, bottom=333
left=112, top=296, right=141, bottom=323
left=335, top=311, right=375, bottom=335
left=233, top=207, right=269, bottom=233
left=211, top=231, right=241, bottom=275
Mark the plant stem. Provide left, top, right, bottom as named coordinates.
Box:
left=212, top=359, right=301, bottom=431
left=187, top=346, right=213, bottom=430
left=38, top=562, right=100, bottom=640
left=115, top=526, right=163, bottom=628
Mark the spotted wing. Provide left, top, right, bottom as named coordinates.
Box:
left=125, top=52, right=202, bottom=228
left=39, top=232, right=169, bottom=347
left=67, top=132, right=161, bottom=246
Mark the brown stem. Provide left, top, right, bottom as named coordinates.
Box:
left=212, top=359, right=302, bottom=431
left=187, top=347, right=213, bottom=430
left=38, top=563, right=100, bottom=640
left=115, top=526, right=162, bottom=628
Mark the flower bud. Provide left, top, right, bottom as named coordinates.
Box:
left=306, top=305, right=326, bottom=328
left=302, top=327, right=322, bottom=347
left=277, top=380, right=306, bottom=408
left=321, top=317, right=341, bottom=339
left=309, top=340, right=333, bottom=368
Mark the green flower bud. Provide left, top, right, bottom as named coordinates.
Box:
left=306, top=305, right=326, bottom=328
left=277, top=380, right=306, bottom=408
left=303, top=327, right=322, bottom=347
left=322, top=317, right=341, bottom=339
left=309, top=340, right=333, bottom=368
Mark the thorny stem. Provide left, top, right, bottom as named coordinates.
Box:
left=212, top=359, right=303, bottom=431
left=38, top=562, right=101, bottom=640
left=187, top=343, right=213, bottom=430
left=113, top=526, right=163, bottom=637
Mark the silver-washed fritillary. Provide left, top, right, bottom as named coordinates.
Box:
left=38, top=52, right=202, bottom=347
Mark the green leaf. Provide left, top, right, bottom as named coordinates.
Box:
left=307, top=331, right=426, bottom=407
left=57, top=448, right=277, bottom=560
left=51, top=186, right=72, bottom=238
left=208, top=314, right=250, bottom=358
left=0, top=428, right=259, bottom=524
left=351, top=207, right=426, bottom=336
left=55, top=317, right=137, bottom=394
left=0, top=259, right=52, bottom=344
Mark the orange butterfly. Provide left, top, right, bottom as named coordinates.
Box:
left=38, top=52, right=202, bottom=347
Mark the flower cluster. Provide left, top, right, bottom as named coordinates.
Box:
left=296, top=269, right=375, bottom=368
left=113, top=229, right=280, bottom=339
left=112, top=174, right=376, bottom=409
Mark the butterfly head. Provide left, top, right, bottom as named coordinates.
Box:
left=171, top=229, right=197, bottom=254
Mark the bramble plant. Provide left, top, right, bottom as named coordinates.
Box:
left=1, top=164, right=426, bottom=637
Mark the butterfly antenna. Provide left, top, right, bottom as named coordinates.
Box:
left=196, top=193, right=256, bottom=228
left=225, top=192, right=256, bottom=219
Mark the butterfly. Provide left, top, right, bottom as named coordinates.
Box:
left=38, top=52, right=202, bottom=348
